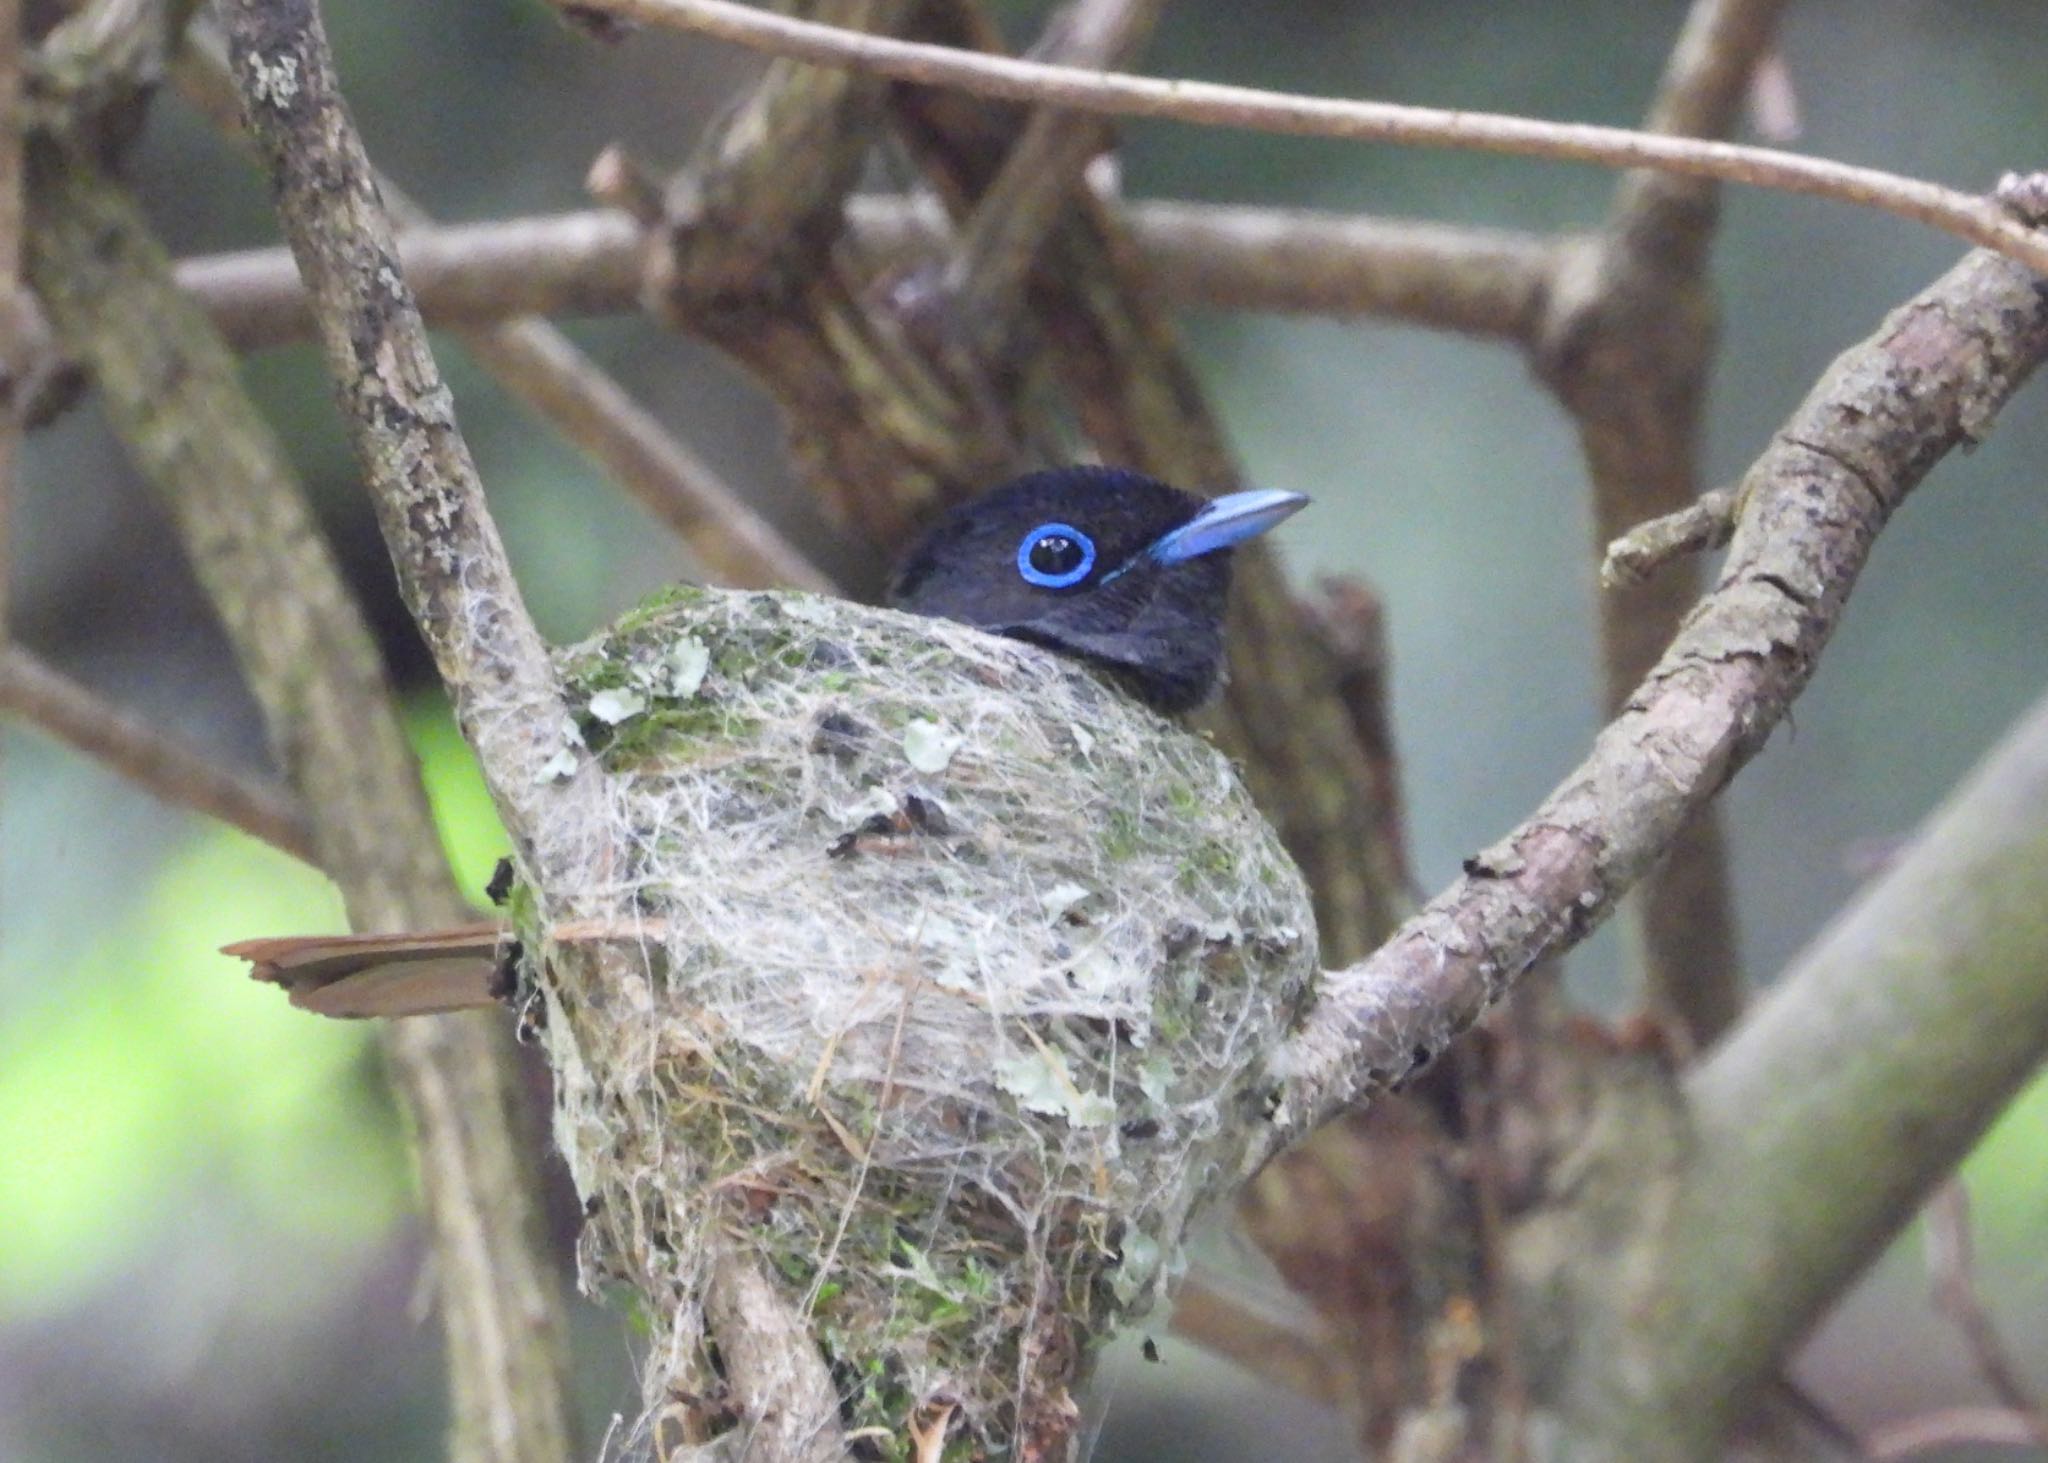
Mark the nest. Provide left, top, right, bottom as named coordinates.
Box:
left=517, top=587, right=1317, bottom=1460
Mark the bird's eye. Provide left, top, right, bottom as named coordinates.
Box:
left=1016, top=523, right=1096, bottom=588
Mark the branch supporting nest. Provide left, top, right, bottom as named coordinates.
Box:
left=1262, top=193, right=2048, bottom=1163
left=217, top=0, right=583, bottom=876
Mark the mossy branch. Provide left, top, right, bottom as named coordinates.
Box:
left=23, top=145, right=575, bottom=1463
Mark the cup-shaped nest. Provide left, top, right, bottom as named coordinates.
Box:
left=522, top=587, right=1316, bottom=1460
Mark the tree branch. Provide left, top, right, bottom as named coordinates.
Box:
left=1538, top=0, right=1789, bottom=1048
left=549, top=0, right=2048, bottom=277
left=24, top=145, right=575, bottom=1463
left=1587, top=677, right=2048, bottom=1455
left=175, top=207, right=642, bottom=350
left=1259, top=209, right=2048, bottom=1170
left=0, top=646, right=314, bottom=859
left=171, top=199, right=1553, bottom=346
left=217, top=0, right=583, bottom=872
left=1615, top=0, right=1791, bottom=256
left=1107, top=200, right=1551, bottom=339
left=1867, top=1407, right=2048, bottom=1460
left=1168, top=1278, right=1343, bottom=1407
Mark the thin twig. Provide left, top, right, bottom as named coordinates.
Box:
left=0, top=647, right=315, bottom=859
left=219, top=0, right=582, bottom=865
left=553, top=0, right=2048, bottom=278
left=1866, top=1407, right=2048, bottom=1460
left=1925, top=1181, right=2048, bottom=1446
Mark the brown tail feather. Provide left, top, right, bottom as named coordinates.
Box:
left=223, top=916, right=675, bottom=1019
left=223, top=925, right=504, bottom=1018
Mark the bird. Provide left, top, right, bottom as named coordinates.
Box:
left=224, top=466, right=1307, bottom=1018
left=889, top=465, right=1307, bottom=712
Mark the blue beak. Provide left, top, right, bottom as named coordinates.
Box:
left=1145, top=488, right=1310, bottom=566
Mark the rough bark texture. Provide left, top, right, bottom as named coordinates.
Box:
left=1269, top=233, right=2048, bottom=1157
left=219, top=0, right=583, bottom=880
left=1568, top=247, right=2048, bottom=1459
left=24, top=148, right=575, bottom=1463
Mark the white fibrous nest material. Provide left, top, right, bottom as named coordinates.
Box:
left=521, top=587, right=1317, bottom=1460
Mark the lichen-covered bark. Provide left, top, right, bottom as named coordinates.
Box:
left=218, top=0, right=583, bottom=881
left=24, top=147, right=575, bottom=1463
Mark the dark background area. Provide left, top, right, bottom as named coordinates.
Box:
left=3, top=2, right=2045, bottom=1458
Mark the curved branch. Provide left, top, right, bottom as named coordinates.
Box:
left=1258, top=206, right=2048, bottom=1168
left=552, top=0, right=2048, bottom=278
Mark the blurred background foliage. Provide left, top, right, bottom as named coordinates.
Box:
left=3, top=0, right=2046, bottom=1458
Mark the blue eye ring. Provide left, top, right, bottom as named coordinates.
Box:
left=1016, top=522, right=1096, bottom=588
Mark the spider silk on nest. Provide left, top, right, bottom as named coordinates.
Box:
left=513, top=584, right=1317, bottom=1461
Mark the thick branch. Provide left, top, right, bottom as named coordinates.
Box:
left=1586, top=680, right=2048, bottom=1454
left=0, top=646, right=313, bottom=858
left=555, top=0, right=2048, bottom=277
left=1261, top=223, right=2048, bottom=1166
left=217, top=0, right=581, bottom=865
left=174, top=199, right=1554, bottom=345
left=24, top=148, right=575, bottom=1463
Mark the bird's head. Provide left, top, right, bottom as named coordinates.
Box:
left=888, top=466, right=1308, bottom=712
